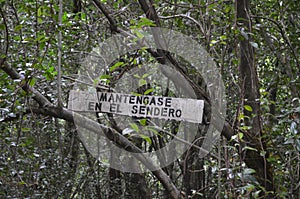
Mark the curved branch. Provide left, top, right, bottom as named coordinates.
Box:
left=159, top=14, right=205, bottom=35
left=0, top=56, right=181, bottom=199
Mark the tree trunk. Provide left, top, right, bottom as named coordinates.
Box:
left=236, top=0, right=275, bottom=196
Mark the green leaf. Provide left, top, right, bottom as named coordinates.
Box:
left=139, top=119, right=147, bottom=126
left=133, top=74, right=141, bottom=78
left=29, top=78, right=36, bottom=86
left=44, top=66, right=57, bottom=80
left=238, top=132, right=244, bottom=140
left=231, top=132, right=244, bottom=141
left=36, top=35, right=47, bottom=42
left=21, top=127, right=31, bottom=132
left=220, top=35, right=227, bottom=40
left=38, top=18, right=43, bottom=24
left=109, top=61, right=124, bottom=72
left=132, top=29, right=144, bottom=39
left=19, top=181, right=27, bottom=185
left=14, top=25, right=22, bottom=32
left=0, top=24, right=5, bottom=30
left=138, top=79, right=147, bottom=87
left=238, top=113, right=244, bottom=121
left=37, top=7, right=43, bottom=17
left=138, top=17, right=156, bottom=27
left=144, top=88, right=154, bottom=95
left=133, top=58, right=137, bottom=65
left=142, top=73, right=150, bottom=78
left=244, top=184, right=255, bottom=192
left=99, top=75, right=112, bottom=79
left=131, top=92, right=142, bottom=96
left=244, top=105, right=253, bottom=112
left=239, top=125, right=251, bottom=130
left=139, top=134, right=152, bottom=144
left=129, top=123, right=139, bottom=132
left=211, top=39, right=218, bottom=44
left=62, top=12, right=68, bottom=23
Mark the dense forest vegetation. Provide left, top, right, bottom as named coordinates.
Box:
left=0, top=0, right=299, bottom=198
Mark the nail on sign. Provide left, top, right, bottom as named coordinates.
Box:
left=68, top=90, right=204, bottom=123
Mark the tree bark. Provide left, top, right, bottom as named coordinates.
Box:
left=236, top=0, right=275, bottom=196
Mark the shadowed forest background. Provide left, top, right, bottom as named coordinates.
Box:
left=0, top=0, right=299, bottom=198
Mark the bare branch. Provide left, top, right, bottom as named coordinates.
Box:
left=159, top=14, right=205, bottom=35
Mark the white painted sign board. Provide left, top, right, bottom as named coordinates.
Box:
left=68, top=90, right=204, bottom=123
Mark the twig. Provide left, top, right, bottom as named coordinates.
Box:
left=251, top=15, right=299, bottom=70
left=62, top=75, right=114, bottom=91
left=159, top=14, right=205, bottom=35
left=147, top=120, right=222, bottom=161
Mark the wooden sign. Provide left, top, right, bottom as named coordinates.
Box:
left=68, top=90, right=204, bottom=123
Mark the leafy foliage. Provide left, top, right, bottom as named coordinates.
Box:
left=0, top=0, right=299, bottom=198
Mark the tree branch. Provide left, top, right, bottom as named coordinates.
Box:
left=91, top=0, right=118, bottom=32
left=91, top=0, right=235, bottom=144
left=0, top=60, right=51, bottom=107
left=138, top=0, right=161, bottom=26
left=0, top=57, right=181, bottom=199
left=159, top=14, right=205, bottom=35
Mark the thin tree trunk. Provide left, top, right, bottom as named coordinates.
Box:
left=108, top=167, right=122, bottom=199
left=236, top=0, right=275, bottom=196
